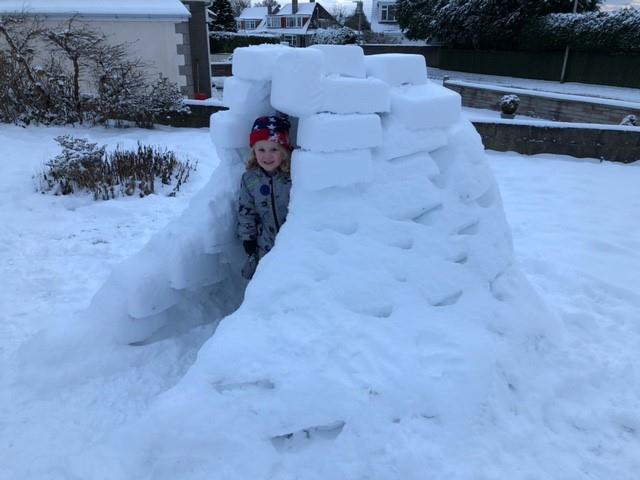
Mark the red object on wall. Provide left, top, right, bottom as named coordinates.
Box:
left=194, top=92, right=209, bottom=100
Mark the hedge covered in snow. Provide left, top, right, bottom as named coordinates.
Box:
left=209, top=32, right=280, bottom=53
left=521, top=8, right=640, bottom=53
left=312, top=27, right=357, bottom=45
left=396, top=0, right=640, bottom=53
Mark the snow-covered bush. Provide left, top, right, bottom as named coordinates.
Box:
left=312, top=27, right=357, bottom=45
left=521, top=8, right=640, bottom=53
left=209, top=32, right=280, bottom=53
left=499, top=94, right=520, bottom=115
left=0, top=14, right=187, bottom=127
left=621, top=114, right=637, bottom=126
left=209, top=0, right=238, bottom=32
left=396, top=0, right=601, bottom=48
left=37, top=136, right=196, bottom=200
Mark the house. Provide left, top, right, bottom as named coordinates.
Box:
left=0, top=0, right=212, bottom=98
left=370, top=0, right=403, bottom=40
left=236, top=6, right=269, bottom=33
left=237, top=0, right=340, bottom=47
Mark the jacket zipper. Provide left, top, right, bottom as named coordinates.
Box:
left=270, top=176, right=280, bottom=232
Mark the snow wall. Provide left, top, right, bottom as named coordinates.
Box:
left=76, top=45, right=559, bottom=478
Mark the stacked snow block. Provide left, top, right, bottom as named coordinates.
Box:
left=211, top=44, right=290, bottom=150
left=268, top=46, right=388, bottom=191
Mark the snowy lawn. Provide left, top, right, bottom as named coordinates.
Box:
left=1, top=124, right=639, bottom=477
left=0, top=125, right=219, bottom=360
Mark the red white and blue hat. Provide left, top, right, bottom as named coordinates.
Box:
left=249, top=115, right=292, bottom=151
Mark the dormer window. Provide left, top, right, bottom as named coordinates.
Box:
left=267, top=16, right=280, bottom=27
left=239, top=19, right=261, bottom=30
left=285, top=16, right=305, bottom=28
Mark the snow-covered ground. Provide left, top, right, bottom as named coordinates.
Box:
left=1, top=122, right=638, bottom=478
left=0, top=125, right=224, bottom=480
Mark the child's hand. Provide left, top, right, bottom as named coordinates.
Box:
left=243, top=239, right=258, bottom=256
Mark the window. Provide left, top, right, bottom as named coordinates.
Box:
left=240, top=19, right=260, bottom=30
left=285, top=16, right=304, bottom=28
left=267, top=16, right=280, bottom=28
left=380, top=4, right=397, bottom=23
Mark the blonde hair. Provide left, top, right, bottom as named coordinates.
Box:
left=246, top=143, right=292, bottom=174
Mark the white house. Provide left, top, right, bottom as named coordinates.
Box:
left=370, top=0, right=403, bottom=40
left=236, top=0, right=340, bottom=47
left=0, top=0, right=212, bottom=97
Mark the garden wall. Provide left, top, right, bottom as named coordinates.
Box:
left=474, top=122, right=640, bottom=163
left=445, top=80, right=639, bottom=125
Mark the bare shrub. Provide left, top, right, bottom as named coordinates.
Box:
left=0, top=14, right=187, bottom=127
left=37, top=136, right=196, bottom=200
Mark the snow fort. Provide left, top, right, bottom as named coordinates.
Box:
left=89, top=45, right=559, bottom=478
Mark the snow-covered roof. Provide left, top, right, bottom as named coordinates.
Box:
left=0, top=0, right=190, bottom=20
left=238, top=6, right=268, bottom=20
left=276, top=3, right=317, bottom=15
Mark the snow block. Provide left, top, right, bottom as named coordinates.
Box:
left=378, top=114, right=448, bottom=159
left=375, top=150, right=440, bottom=183
left=232, top=44, right=291, bottom=81
left=390, top=82, right=461, bottom=130
left=321, top=76, right=390, bottom=114
left=210, top=110, right=254, bottom=149
left=222, top=77, right=272, bottom=117
left=292, top=149, right=373, bottom=190
left=271, top=48, right=324, bottom=117
left=309, top=44, right=366, bottom=78
left=364, top=54, right=428, bottom=86
left=297, top=113, right=382, bottom=152
left=447, top=120, right=485, bottom=161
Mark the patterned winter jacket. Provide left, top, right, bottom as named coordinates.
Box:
left=238, top=168, right=291, bottom=258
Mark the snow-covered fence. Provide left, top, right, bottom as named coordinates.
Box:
left=361, top=44, right=640, bottom=89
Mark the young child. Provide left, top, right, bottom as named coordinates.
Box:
left=238, top=115, right=293, bottom=279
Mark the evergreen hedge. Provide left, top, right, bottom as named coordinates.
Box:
left=209, top=32, right=280, bottom=54
left=521, top=8, right=640, bottom=53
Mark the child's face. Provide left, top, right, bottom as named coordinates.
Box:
left=253, top=140, right=286, bottom=173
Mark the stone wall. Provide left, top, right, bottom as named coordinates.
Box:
left=155, top=104, right=227, bottom=128
left=446, top=81, right=639, bottom=125
left=474, top=122, right=640, bottom=163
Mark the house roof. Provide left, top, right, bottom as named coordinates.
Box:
left=238, top=6, right=269, bottom=20
left=0, top=0, right=190, bottom=20
left=276, top=3, right=317, bottom=15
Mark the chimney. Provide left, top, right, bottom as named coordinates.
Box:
left=292, top=0, right=298, bottom=14
left=267, top=4, right=272, bottom=14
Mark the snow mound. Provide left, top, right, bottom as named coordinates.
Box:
left=80, top=46, right=560, bottom=478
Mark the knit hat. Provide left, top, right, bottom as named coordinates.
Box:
left=249, top=115, right=292, bottom=151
